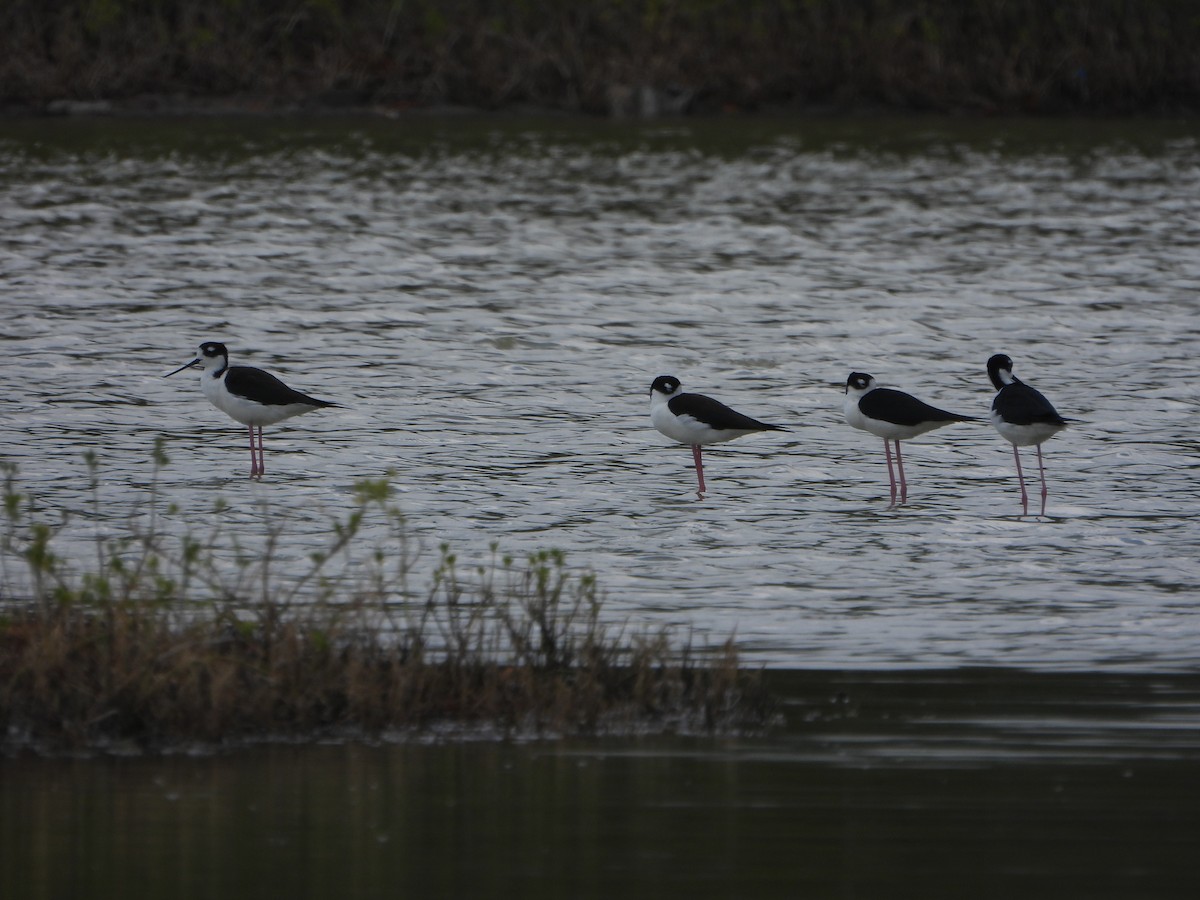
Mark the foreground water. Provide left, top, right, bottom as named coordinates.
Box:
left=3, top=114, right=1198, bottom=670
left=4, top=669, right=1199, bottom=899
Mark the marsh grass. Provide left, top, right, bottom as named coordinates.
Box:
left=0, top=447, right=771, bottom=752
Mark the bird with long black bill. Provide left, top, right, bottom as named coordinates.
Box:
left=987, top=353, right=1068, bottom=516
left=843, top=372, right=976, bottom=505
left=649, top=375, right=786, bottom=496
left=165, top=341, right=339, bottom=478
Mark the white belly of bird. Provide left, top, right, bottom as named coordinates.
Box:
left=652, top=406, right=753, bottom=445
left=202, top=374, right=315, bottom=427
left=860, top=416, right=949, bottom=441
left=990, top=410, right=1065, bottom=447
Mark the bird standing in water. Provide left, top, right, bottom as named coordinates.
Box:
left=843, top=372, right=976, bottom=505
left=650, top=375, right=786, bottom=496
left=987, top=354, right=1068, bottom=516
left=166, top=341, right=338, bottom=477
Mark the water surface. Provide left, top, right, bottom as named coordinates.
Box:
left=3, top=669, right=1198, bottom=899
left=2, top=115, right=1199, bottom=670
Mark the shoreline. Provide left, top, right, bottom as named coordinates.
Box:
left=5, top=94, right=1199, bottom=122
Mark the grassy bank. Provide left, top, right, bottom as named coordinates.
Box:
left=0, top=453, right=771, bottom=752
left=2, top=1, right=1197, bottom=116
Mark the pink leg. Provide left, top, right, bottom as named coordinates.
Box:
left=1012, top=444, right=1028, bottom=515
left=883, top=440, right=897, bottom=505
left=894, top=440, right=908, bottom=504
left=256, top=426, right=266, bottom=478
left=248, top=426, right=260, bottom=478
left=691, top=444, right=707, bottom=496
left=1036, top=443, right=1048, bottom=516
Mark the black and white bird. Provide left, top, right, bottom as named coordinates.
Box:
left=843, top=372, right=976, bottom=505
left=987, top=353, right=1068, bottom=516
left=649, top=375, right=786, bottom=496
left=166, top=341, right=339, bottom=478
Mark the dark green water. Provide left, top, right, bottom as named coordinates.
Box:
left=5, top=669, right=1199, bottom=899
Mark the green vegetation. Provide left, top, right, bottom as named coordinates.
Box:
left=1, top=1, right=1196, bottom=115
left=0, top=448, right=770, bottom=752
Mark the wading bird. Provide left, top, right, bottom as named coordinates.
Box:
left=166, top=341, right=338, bottom=478
left=843, top=372, right=975, bottom=505
left=987, top=353, right=1068, bottom=516
left=650, top=375, right=786, bottom=496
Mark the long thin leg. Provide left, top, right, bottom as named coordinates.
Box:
left=884, top=439, right=897, bottom=505
left=248, top=425, right=259, bottom=478
left=691, top=444, right=707, bottom=496
left=1012, top=444, right=1028, bottom=515
left=1036, top=443, right=1048, bottom=516
left=256, top=426, right=266, bottom=478
left=894, top=440, right=908, bottom=504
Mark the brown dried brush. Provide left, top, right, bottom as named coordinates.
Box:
left=0, top=450, right=771, bottom=752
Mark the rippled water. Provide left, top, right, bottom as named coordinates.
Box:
left=2, top=115, right=1199, bottom=670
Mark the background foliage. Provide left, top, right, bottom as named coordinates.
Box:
left=2, top=0, right=1198, bottom=113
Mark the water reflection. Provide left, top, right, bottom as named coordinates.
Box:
left=1, top=116, right=1199, bottom=669
left=3, top=670, right=1198, bottom=898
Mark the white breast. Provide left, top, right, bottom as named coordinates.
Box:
left=201, top=372, right=315, bottom=427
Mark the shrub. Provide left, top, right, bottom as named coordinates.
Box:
left=0, top=449, right=772, bottom=752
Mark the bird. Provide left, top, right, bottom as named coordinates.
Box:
left=843, top=372, right=976, bottom=505
left=165, top=341, right=339, bottom=478
left=649, top=375, right=786, bottom=496
left=987, top=353, right=1068, bottom=516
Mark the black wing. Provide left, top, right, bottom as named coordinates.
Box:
left=859, top=387, right=975, bottom=426
left=669, top=392, right=784, bottom=431
left=225, top=366, right=337, bottom=408
left=993, top=383, right=1065, bottom=426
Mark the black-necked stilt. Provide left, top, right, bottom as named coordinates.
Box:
left=987, top=353, right=1068, bottom=516
left=165, top=341, right=339, bottom=478
left=843, top=372, right=976, bottom=505
left=650, top=375, right=786, bottom=496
